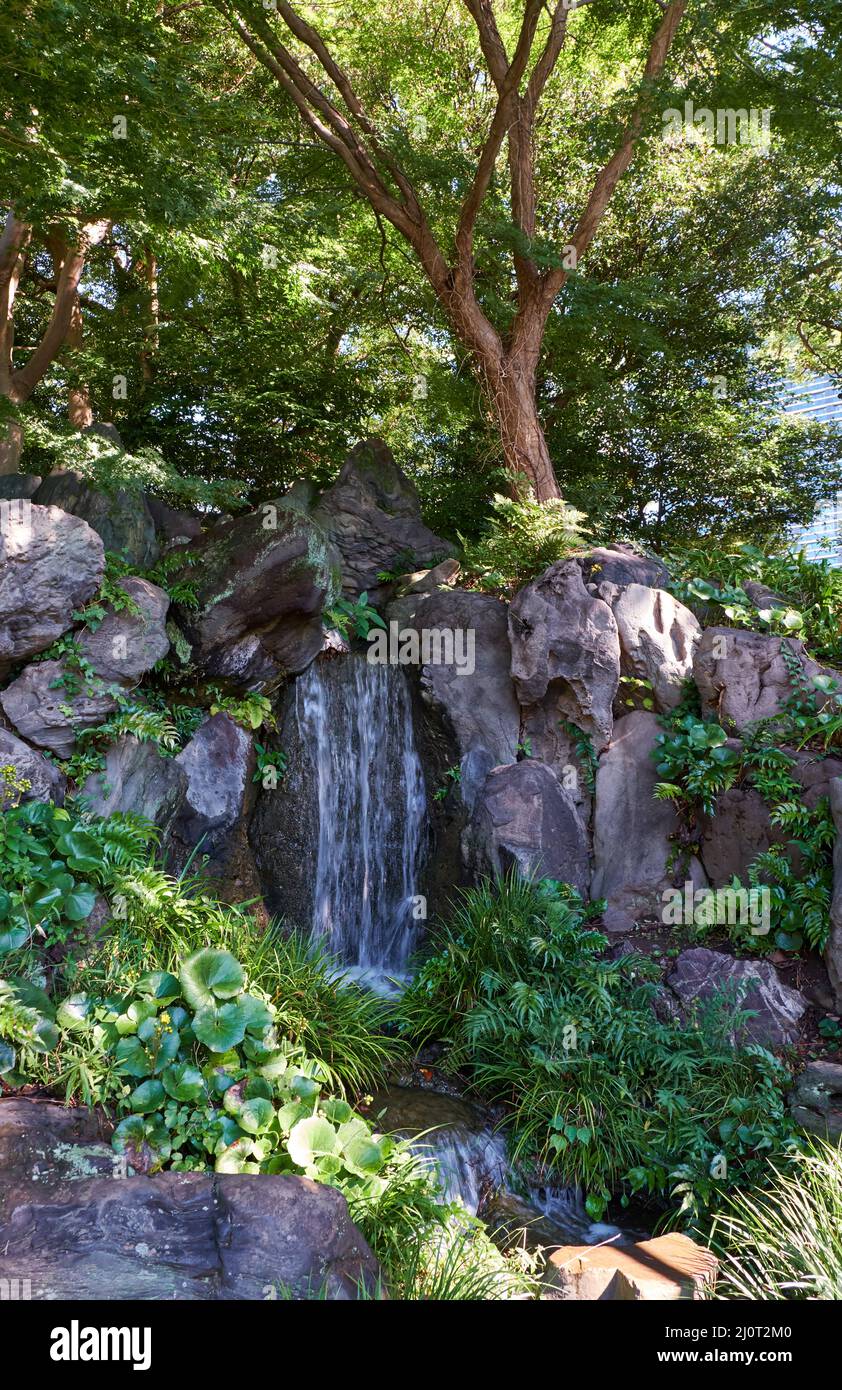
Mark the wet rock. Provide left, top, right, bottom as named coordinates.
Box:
left=415, top=589, right=519, bottom=770
left=167, top=714, right=258, bottom=897
left=599, top=583, right=701, bottom=712
left=827, top=778, right=842, bottom=1011
left=667, top=947, right=807, bottom=1047
left=469, top=759, right=590, bottom=894
left=78, top=576, right=170, bottom=684
left=693, top=628, right=833, bottom=730
left=1, top=659, right=118, bottom=757
left=509, top=559, right=620, bottom=753
left=79, top=735, right=186, bottom=833
left=34, top=471, right=159, bottom=568
left=370, top=1086, right=508, bottom=1215
left=578, top=544, right=670, bottom=591
left=788, top=1061, right=842, bottom=1143
left=177, top=496, right=339, bottom=684
left=543, top=1232, right=716, bottom=1300
left=314, top=437, right=455, bottom=604
left=0, top=726, right=66, bottom=807
left=0, top=502, right=104, bottom=677
left=0, top=1099, right=113, bottom=1218
left=591, top=712, right=706, bottom=931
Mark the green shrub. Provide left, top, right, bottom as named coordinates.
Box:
left=460, top=491, right=586, bottom=594
left=398, top=875, right=797, bottom=1223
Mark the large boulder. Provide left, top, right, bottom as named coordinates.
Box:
left=788, top=1061, right=842, bottom=1144
left=578, top=544, right=670, bottom=590
left=468, top=759, right=590, bottom=894
left=79, top=735, right=186, bottom=832
left=0, top=659, right=118, bottom=757
left=314, top=437, right=454, bottom=603
left=667, top=947, right=807, bottom=1047
left=591, top=711, right=706, bottom=931
left=176, top=498, right=339, bottom=684
left=599, top=582, right=701, bottom=712
left=34, top=471, right=159, bottom=568
left=0, top=1099, right=381, bottom=1300
left=827, top=778, right=842, bottom=1011
left=0, top=502, right=104, bottom=677
left=145, top=494, right=203, bottom=546
left=693, top=628, right=833, bottom=730
left=509, top=559, right=620, bottom=754
left=166, top=714, right=258, bottom=898
left=78, top=576, right=170, bottom=683
left=413, top=589, right=519, bottom=770
left=0, top=474, right=41, bottom=499
left=0, top=726, right=67, bottom=807
left=544, top=1233, right=716, bottom=1301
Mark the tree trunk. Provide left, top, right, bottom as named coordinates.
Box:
left=67, top=288, right=93, bottom=429
left=0, top=418, right=23, bottom=474
left=488, top=354, right=561, bottom=502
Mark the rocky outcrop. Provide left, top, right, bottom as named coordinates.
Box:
left=578, top=544, right=670, bottom=591
left=34, top=471, right=159, bottom=568
left=145, top=494, right=203, bottom=546
left=468, top=759, right=590, bottom=894
left=0, top=726, right=67, bottom=807
left=599, top=582, right=701, bottom=712
left=699, top=785, right=779, bottom=886
left=827, top=778, right=842, bottom=1011
left=509, top=559, right=620, bottom=754
left=0, top=1100, right=380, bottom=1300
left=0, top=502, right=104, bottom=677
left=79, top=735, right=186, bottom=832
left=78, top=576, right=170, bottom=683
left=414, top=589, right=519, bottom=771
left=667, top=947, right=807, bottom=1047
left=693, top=628, right=833, bottom=730
left=166, top=714, right=258, bottom=898
left=177, top=498, right=339, bottom=684
left=591, top=711, right=706, bottom=931
left=314, top=438, right=454, bottom=604
left=1, top=659, right=119, bottom=757
left=544, top=1233, right=716, bottom=1301
left=788, top=1061, right=842, bottom=1144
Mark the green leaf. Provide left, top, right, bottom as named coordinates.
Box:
left=239, top=1098, right=275, bottom=1134
left=130, top=1079, right=166, bottom=1113
left=63, top=885, right=97, bottom=921
left=56, top=994, right=92, bottom=1030
left=162, top=1062, right=205, bottom=1102
left=192, top=1001, right=248, bottom=1052
left=287, top=1116, right=339, bottom=1168
left=179, top=948, right=244, bottom=1009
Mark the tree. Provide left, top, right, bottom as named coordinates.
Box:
left=212, top=0, right=692, bottom=499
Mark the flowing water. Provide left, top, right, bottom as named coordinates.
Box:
left=293, top=656, right=426, bottom=987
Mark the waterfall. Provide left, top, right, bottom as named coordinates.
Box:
left=293, top=655, right=426, bottom=983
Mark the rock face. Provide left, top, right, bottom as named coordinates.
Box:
left=0, top=726, right=67, bottom=807
left=544, top=1233, right=716, bottom=1301
left=693, top=628, right=831, bottom=730
left=0, top=502, right=104, bottom=677
left=0, top=473, right=41, bottom=499
left=827, top=778, right=842, bottom=1011
left=699, top=785, right=779, bottom=887
left=79, top=735, right=186, bottom=832
left=0, top=1099, right=380, bottom=1300
left=34, top=471, right=159, bottom=568
left=469, top=759, right=590, bottom=894
left=415, top=589, right=519, bottom=770
left=509, top=559, right=620, bottom=753
left=578, top=544, right=670, bottom=591
left=789, top=1061, right=842, bottom=1144
left=145, top=494, right=203, bottom=546
left=177, top=498, right=339, bottom=684
left=1, top=659, right=119, bottom=757
left=78, top=577, right=170, bottom=683
left=600, top=583, right=701, bottom=712
left=167, top=714, right=258, bottom=897
left=667, top=947, right=807, bottom=1047
left=314, top=438, right=454, bottom=603
left=591, top=711, right=706, bottom=931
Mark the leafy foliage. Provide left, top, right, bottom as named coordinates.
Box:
left=460, top=493, right=586, bottom=594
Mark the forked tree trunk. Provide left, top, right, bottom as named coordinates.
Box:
left=491, top=358, right=561, bottom=501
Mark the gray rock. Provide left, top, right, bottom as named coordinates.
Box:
left=34, top=471, right=159, bottom=568
left=693, top=628, right=833, bottom=730
left=167, top=714, right=258, bottom=899
left=178, top=498, right=339, bottom=684
left=743, top=580, right=788, bottom=614
left=0, top=502, right=104, bottom=677
left=0, top=474, right=41, bottom=499
left=146, top=494, right=203, bottom=545
left=667, top=947, right=807, bottom=1047
left=0, top=1100, right=113, bottom=1218
left=1, top=659, right=118, bottom=757
left=314, top=438, right=455, bottom=603
left=591, top=711, right=707, bottom=931
left=398, top=557, right=461, bottom=595
left=578, top=544, right=670, bottom=590
left=827, top=778, right=842, bottom=1011
left=79, top=735, right=186, bottom=832
left=415, top=589, right=519, bottom=770
left=699, top=785, right=780, bottom=887
left=0, top=726, right=66, bottom=807
left=469, top=759, right=590, bottom=893
left=788, top=1060, right=842, bottom=1144
left=544, top=1233, right=716, bottom=1301
left=509, top=558, right=620, bottom=753
left=601, top=582, right=701, bottom=712
left=78, top=576, right=170, bottom=684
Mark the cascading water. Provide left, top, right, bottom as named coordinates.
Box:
left=293, top=655, right=426, bottom=985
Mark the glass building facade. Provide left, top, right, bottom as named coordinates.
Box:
left=784, top=374, right=842, bottom=566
